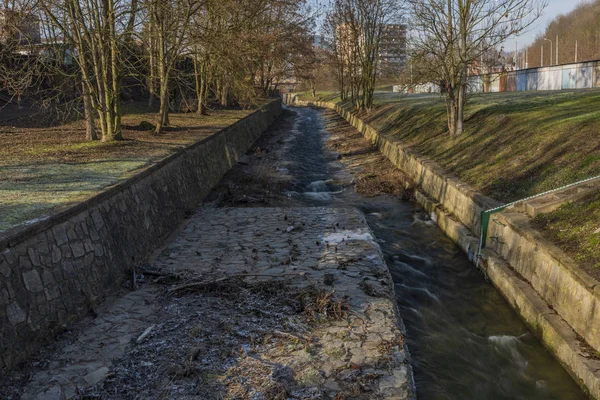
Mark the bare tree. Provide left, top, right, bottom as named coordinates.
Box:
left=410, top=0, right=546, bottom=135
left=0, top=2, right=56, bottom=110
left=1, top=0, right=320, bottom=140
left=37, top=0, right=139, bottom=141
left=252, top=0, right=315, bottom=96
left=146, top=0, right=202, bottom=134
left=324, top=0, right=401, bottom=110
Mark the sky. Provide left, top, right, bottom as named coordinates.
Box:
left=512, top=0, right=588, bottom=47
left=309, top=0, right=586, bottom=48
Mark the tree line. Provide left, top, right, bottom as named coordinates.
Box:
left=316, top=0, right=547, bottom=136
left=525, top=0, right=600, bottom=68
left=0, top=0, right=316, bottom=141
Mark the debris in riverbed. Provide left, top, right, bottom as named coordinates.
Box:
left=136, top=324, right=155, bottom=344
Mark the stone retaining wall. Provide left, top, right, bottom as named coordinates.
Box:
left=285, top=95, right=600, bottom=398
left=0, top=100, right=282, bottom=371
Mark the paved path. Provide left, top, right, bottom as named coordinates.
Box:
left=19, top=288, right=160, bottom=399
left=16, top=207, right=413, bottom=399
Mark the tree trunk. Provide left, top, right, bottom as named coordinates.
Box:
left=220, top=83, right=229, bottom=107
left=447, top=94, right=458, bottom=135
left=194, top=54, right=207, bottom=115
left=456, top=84, right=465, bottom=135
left=82, top=84, right=97, bottom=141
left=155, top=79, right=169, bottom=134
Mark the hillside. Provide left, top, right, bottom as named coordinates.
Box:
left=527, top=0, right=600, bottom=67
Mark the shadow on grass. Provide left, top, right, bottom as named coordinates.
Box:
left=357, top=90, right=600, bottom=202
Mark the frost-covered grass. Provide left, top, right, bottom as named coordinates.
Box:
left=0, top=104, right=255, bottom=232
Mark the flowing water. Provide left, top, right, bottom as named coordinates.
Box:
left=273, top=106, right=587, bottom=400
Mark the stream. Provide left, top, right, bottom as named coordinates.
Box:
left=273, top=105, right=587, bottom=400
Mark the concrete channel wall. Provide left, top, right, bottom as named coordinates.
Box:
left=284, top=94, right=600, bottom=399
left=0, top=100, right=282, bottom=371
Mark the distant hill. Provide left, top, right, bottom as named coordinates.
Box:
left=525, top=0, right=600, bottom=67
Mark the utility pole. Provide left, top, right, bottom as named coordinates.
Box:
left=544, top=38, right=553, bottom=65
left=541, top=45, right=544, bottom=67
left=481, top=41, right=484, bottom=72
left=556, top=35, right=559, bottom=65
left=575, top=40, right=578, bottom=63
left=526, top=48, right=528, bottom=69
left=515, top=41, right=518, bottom=70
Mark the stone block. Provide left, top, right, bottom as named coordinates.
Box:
left=52, top=225, right=69, bottom=246
left=60, top=244, right=72, bottom=259
left=6, top=301, right=26, bottom=325
left=83, top=239, right=94, bottom=253
left=91, top=210, right=104, bottom=231
left=80, top=220, right=89, bottom=236
left=0, top=288, right=10, bottom=305
left=18, top=254, right=32, bottom=270
left=22, top=270, right=44, bottom=293
left=41, top=269, right=56, bottom=286
left=0, top=258, right=11, bottom=278
left=28, top=248, right=41, bottom=267
left=70, top=241, right=86, bottom=259
left=93, top=243, right=104, bottom=257
left=44, top=285, right=61, bottom=301
left=61, top=261, right=76, bottom=279
left=51, top=245, right=61, bottom=264
left=2, top=248, right=17, bottom=266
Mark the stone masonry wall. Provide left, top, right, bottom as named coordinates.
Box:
left=0, top=100, right=282, bottom=371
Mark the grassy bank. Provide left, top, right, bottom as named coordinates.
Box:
left=357, top=91, right=600, bottom=202
left=534, top=191, right=600, bottom=273
left=0, top=103, right=255, bottom=232
left=299, top=90, right=600, bottom=278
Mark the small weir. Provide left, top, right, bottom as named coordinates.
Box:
left=275, top=106, right=587, bottom=399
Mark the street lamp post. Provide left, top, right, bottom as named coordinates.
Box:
left=544, top=38, right=553, bottom=65
left=556, top=35, right=559, bottom=65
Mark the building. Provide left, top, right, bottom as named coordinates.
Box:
left=334, top=22, right=407, bottom=77
left=378, top=24, right=407, bottom=75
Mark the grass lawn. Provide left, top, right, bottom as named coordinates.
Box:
left=0, top=102, right=254, bottom=232
left=302, top=90, right=600, bottom=278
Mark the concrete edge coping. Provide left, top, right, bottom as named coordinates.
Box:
left=484, top=251, right=600, bottom=400
left=0, top=101, right=280, bottom=250
left=417, top=188, right=600, bottom=399
left=500, top=211, right=600, bottom=293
